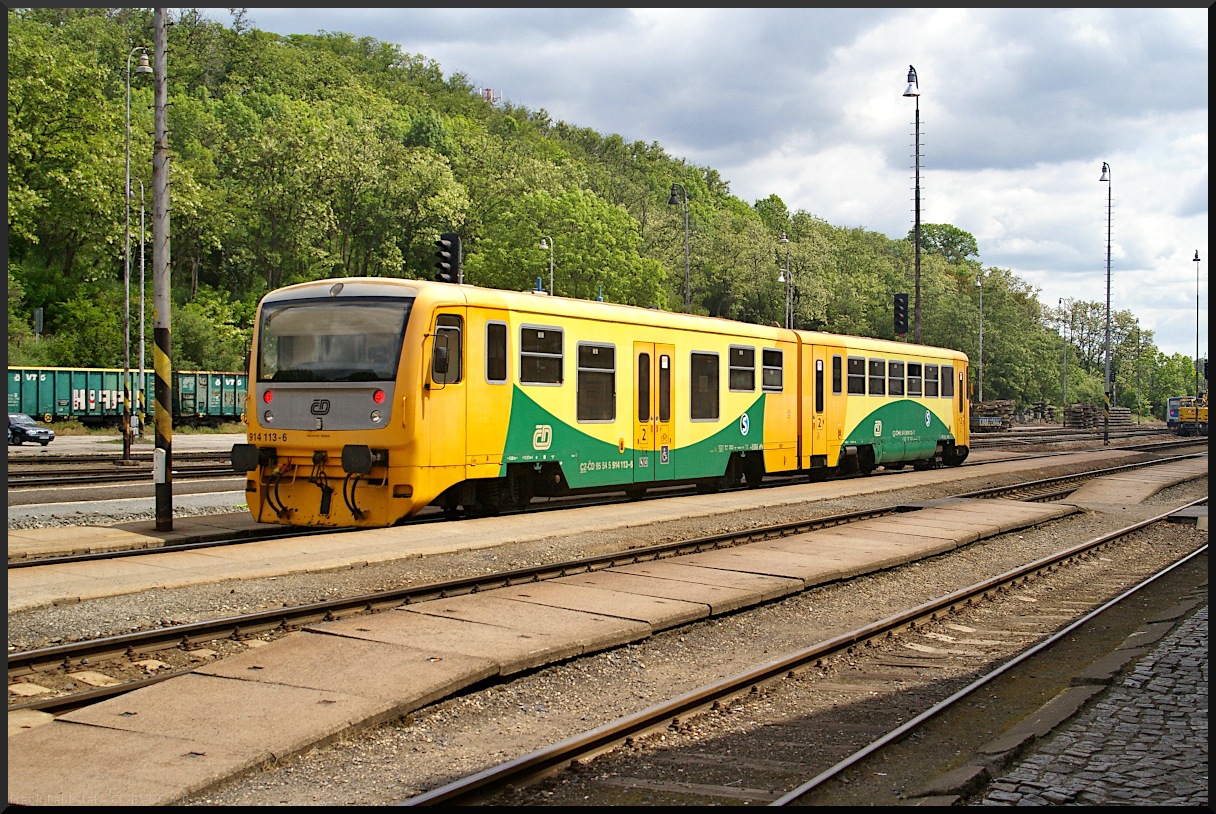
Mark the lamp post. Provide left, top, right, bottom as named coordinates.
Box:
left=669, top=183, right=690, bottom=313
left=976, top=271, right=983, bottom=403
left=902, top=65, right=922, bottom=344
left=137, top=180, right=146, bottom=434
left=539, top=236, right=554, bottom=295
left=1100, top=162, right=1112, bottom=445
left=777, top=231, right=792, bottom=328
left=125, top=46, right=152, bottom=461
left=1059, top=297, right=1068, bottom=407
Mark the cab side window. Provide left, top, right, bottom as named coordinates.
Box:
left=432, top=314, right=462, bottom=384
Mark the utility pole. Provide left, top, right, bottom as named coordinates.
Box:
left=152, top=8, right=173, bottom=530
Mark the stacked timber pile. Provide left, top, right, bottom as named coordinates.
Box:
left=1108, top=405, right=1133, bottom=428
left=1029, top=401, right=1057, bottom=423
left=1065, top=403, right=1100, bottom=429
left=970, top=400, right=1015, bottom=431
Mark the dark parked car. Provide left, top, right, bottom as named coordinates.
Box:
left=9, top=413, right=55, bottom=446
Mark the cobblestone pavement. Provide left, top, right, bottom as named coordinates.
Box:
left=977, top=606, right=1208, bottom=806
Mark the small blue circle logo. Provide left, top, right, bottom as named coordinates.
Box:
left=740, top=413, right=750, bottom=436
left=926, top=409, right=932, bottom=427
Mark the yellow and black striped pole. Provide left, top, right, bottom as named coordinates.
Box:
left=152, top=8, right=173, bottom=531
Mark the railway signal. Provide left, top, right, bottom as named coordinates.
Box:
left=434, top=232, right=462, bottom=284
left=894, top=293, right=909, bottom=337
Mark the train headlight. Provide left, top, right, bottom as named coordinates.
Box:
left=370, top=410, right=382, bottom=423
left=263, top=390, right=273, bottom=403
left=264, top=410, right=274, bottom=423
left=373, top=389, right=385, bottom=404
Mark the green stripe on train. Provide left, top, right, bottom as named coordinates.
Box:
left=498, top=386, right=766, bottom=487
left=842, top=400, right=954, bottom=464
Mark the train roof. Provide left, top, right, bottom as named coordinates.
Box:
left=263, top=277, right=968, bottom=362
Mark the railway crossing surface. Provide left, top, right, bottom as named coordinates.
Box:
left=9, top=498, right=1074, bottom=804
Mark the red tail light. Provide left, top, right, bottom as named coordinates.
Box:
left=373, top=390, right=385, bottom=404
left=263, top=390, right=273, bottom=403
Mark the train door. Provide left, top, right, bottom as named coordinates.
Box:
left=815, top=346, right=848, bottom=465
left=633, top=342, right=676, bottom=482
left=424, top=308, right=467, bottom=469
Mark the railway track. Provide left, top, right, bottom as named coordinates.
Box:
left=8, top=444, right=1205, bottom=570
left=401, top=501, right=1207, bottom=805
left=969, top=426, right=1170, bottom=449
left=7, top=464, right=239, bottom=487
left=7, top=453, right=1206, bottom=713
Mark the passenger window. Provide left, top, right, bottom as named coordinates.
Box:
left=832, top=355, right=843, bottom=395
left=690, top=352, right=719, bottom=421
left=486, top=322, right=507, bottom=383
left=815, top=359, right=824, bottom=413
left=847, top=356, right=866, bottom=395
left=638, top=352, right=650, bottom=422
left=888, top=361, right=904, bottom=397
left=521, top=326, right=563, bottom=384
left=659, top=355, right=671, bottom=422
left=729, top=346, right=755, bottom=392
left=868, top=358, right=886, bottom=396
left=907, top=363, right=923, bottom=397
left=942, top=365, right=955, bottom=398
left=925, top=364, right=939, bottom=397
left=577, top=343, right=615, bottom=422
left=762, top=349, right=783, bottom=392
left=432, top=314, right=462, bottom=384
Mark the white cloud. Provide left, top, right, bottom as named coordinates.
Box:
left=204, top=8, right=1207, bottom=355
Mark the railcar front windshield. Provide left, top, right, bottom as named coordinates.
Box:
left=258, top=297, right=413, bottom=382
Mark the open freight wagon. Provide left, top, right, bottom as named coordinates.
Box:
left=7, top=367, right=247, bottom=427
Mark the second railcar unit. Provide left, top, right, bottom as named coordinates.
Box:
left=6, top=367, right=247, bottom=426
left=233, top=278, right=969, bottom=528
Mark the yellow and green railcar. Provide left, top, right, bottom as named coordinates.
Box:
left=232, top=278, right=968, bottom=527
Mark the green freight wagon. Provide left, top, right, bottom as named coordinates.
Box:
left=7, top=367, right=247, bottom=427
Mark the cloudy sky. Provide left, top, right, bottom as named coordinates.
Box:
left=206, top=8, right=1207, bottom=357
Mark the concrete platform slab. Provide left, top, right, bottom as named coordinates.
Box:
left=7, top=719, right=265, bottom=806
left=8, top=708, right=54, bottom=737
left=674, top=546, right=833, bottom=582
left=315, top=609, right=579, bottom=675
left=1065, top=458, right=1206, bottom=507
left=406, top=594, right=650, bottom=657
left=553, top=570, right=743, bottom=614
left=195, top=630, right=497, bottom=713
left=610, top=560, right=802, bottom=603
left=59, top=673, right=389, bottom=759
left=492, top=581, right=708, bottom=630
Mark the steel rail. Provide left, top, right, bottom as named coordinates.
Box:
left=401, top=497, right=1207, bottom=806
left=9, top=465, right=238, bottom=487
left=8, top=453, right=1206, bottom=681
left=6, top=451, right=225, bottom=466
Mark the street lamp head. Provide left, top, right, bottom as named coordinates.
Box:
left=668, top=184, right=680, bottom=206
left=539, top=238, right=549, bottom=251
left=135, top=51, right=152, bottom=74
left=1100, top=162, right=1110, bottom=182
left=778, top=231, right=789, bottom=245
left=903, top=65, right=919, bottom=97
left=778, top=270, right=786, bottom=284
left=1194, top=251, right=1200, bottom=262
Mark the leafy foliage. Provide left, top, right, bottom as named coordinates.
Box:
left=6, top=9, right=1198, bottom=416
